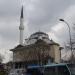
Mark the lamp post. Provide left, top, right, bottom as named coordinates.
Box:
left=59, top=19, right=73, bottom=63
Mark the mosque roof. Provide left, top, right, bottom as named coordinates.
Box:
left=31, top=31, right=48, bottom=35
left=10, top=32, right=60, bottom=51
left=11, top=39, right=50, bottom=51
left=10, top=44, right=24, bottom=51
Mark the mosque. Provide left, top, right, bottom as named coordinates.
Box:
left=10, top=6, right=62, bottom=69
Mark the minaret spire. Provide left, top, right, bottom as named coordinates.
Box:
left=19, top=5, right=24, bottom=45
left=21, top=6, right=23, bottom=18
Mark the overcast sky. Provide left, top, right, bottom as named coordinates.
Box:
left=0, top=0, right=75, bottom=62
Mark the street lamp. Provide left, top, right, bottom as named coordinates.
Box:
left=59, top=19, right=73, bottom=63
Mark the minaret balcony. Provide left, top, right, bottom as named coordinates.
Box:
left=19, top=26, right=24, bottom=30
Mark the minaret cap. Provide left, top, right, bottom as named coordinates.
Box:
left=21, top=6, right=23, bottom=18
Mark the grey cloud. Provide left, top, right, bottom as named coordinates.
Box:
left=0, top=0, right=74, bottom=43
left=0, top=0, right=21, bottom=17
left=0, top=18, right=19, bottom=40
left=0, top=0, right=75, bottom=62
left=26, top=0, right=75, bottom=33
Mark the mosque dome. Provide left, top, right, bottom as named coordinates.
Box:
left=30, top=31, right=49, bottom=40
left=24, top=31, right=52, bottom=45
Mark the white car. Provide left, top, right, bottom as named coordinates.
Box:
left=8, top=69, right=24, bottom=75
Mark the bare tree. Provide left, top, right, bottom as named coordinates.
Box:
left=64, top=26, right=75, bottom=63
left=0, top=54, right=4, bottom=63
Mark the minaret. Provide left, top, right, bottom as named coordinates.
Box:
left=19, top=6, right=24, bottom=45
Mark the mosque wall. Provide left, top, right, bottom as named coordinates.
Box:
left=13, top=44, right=60, bottom=64
left=53, top=45, right=61, bottom=63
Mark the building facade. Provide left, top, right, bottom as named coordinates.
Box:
left=11, top=31, right=61, bottom=68
left=10, top=6, right=61, bottom=69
